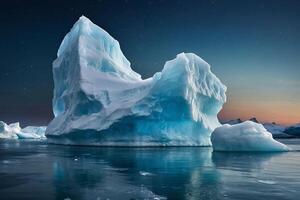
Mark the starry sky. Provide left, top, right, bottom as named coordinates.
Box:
left=0, top=0, right=299, bottom=126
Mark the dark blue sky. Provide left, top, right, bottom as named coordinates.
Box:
left=0, top=0, right=299, bottom=126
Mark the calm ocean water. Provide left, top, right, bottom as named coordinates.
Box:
left=0, top=139, right=299, bottom=200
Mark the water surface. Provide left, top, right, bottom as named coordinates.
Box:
left=0, top=139, right=299, bottom=200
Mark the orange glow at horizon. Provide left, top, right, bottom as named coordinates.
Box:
left=219, top=100, right=300, bottom=126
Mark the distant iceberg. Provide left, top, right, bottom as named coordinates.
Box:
left=284, top=123, right=300, bottom=137
left=211, top=121, right=289, bottom=152
left=46, top=16, right=227, bottom=146
left=0, top=121, right=46, bottom=140
left=0, top=121, right=20, bottom=139
left=263, top=122, right=291, bottom=138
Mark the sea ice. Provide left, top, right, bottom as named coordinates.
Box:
left=211, top=121, right=290, bottom=152
left=46, top=16, right=227, bottom=146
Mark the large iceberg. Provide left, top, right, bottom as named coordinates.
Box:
left=211, top=121, right=289, bottom=152
left=46, top=16, right=226, bottom=146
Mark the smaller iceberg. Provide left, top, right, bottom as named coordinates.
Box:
left=0, top=121, right=46, bottom=140
left=0, top=121, right=20, bottom=139
left=211, top=121, right=289, bottom=152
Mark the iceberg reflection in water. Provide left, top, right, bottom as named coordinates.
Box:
left=0, top=140, right=300, bottom=200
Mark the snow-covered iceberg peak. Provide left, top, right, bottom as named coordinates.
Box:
left=58, top=16, right=141, bottom=80
left=46, top=16, right=227, bottom=146
left=53, top=16, right=141, bottom=117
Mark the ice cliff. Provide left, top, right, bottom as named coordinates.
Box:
left=46, top=16, right=227, bottom=146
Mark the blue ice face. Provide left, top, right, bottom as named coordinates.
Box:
left=46, top=16, right=226, bottom=146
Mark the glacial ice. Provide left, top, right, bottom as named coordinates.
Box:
left=211, top=121, right=289, bottom=152
left=0, top=121, right=46, bottom=140
left=45, top=16, right=227, bottom=146
left=0, top=121, right=20, bottom=139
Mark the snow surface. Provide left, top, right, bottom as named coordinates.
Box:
left=211, top=121, right=289, bottom=152
left=223, top=118, right=291, bottom=138
left=46, top=16, right=227, bottom=146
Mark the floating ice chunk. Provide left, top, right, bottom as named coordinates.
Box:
left=14, top=126, right=47, bottom=139
left=211, top=121, right=290, bottom=152
left=0, top=121, right=20, bottom=139
left=257, top=180, right=276, bottom=184
left=139, top=171, right=155, bottom=176
left=0, top=121, right=46, bottom=140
